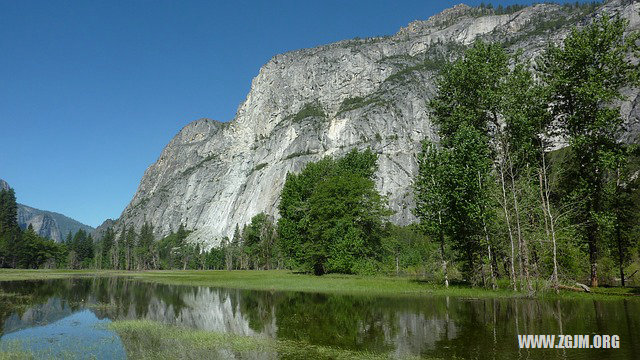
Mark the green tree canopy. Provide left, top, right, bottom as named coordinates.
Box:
left=278, top=149, right=391, bottom=275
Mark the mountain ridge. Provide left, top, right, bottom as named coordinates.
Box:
left=0, top=178, right=95, bottom=242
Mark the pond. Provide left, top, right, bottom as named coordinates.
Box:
left=0, top=277, right=638, bottom=359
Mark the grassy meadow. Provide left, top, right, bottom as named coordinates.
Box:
left=0, top=269, right=638, bottom=300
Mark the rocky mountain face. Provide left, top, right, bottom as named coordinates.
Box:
left=15, top=204, right=96, bottom=242
left=112, top=0, right=640, bottom=247
left=0, top=178, right=95, bottom=242
left=17, top=210, right=61, bottom=242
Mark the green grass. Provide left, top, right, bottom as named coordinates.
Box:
left=109, top=320, right=422, bottom=360
left=0, top=340, right=89, bottom=360
left=1, top=269, right=638, bottom=300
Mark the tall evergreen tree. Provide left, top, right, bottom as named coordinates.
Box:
left=137, top=222, right=155, bottom=270
left=0, top=188, right=21, bottom=267
left=125, top=226, right=137, bottom=270
left=101, top=228, right=115, bottom=269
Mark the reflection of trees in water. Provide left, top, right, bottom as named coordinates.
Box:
left=3, top=279, right=640, bottom=359
left=429, top=297, right=640, bottom=360
left=272, top=293, right=457, bottom=354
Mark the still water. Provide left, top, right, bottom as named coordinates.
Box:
left=0, top=277, right=638, bottom=359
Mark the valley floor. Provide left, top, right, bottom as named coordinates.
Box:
left=0, top=269, right=638, bottom=300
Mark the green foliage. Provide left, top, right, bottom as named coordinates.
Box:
left=411, top=15, right=640, bottom=290
left=0, top=188, right=21, bottom=268
left=224, top=213, right=279, bottom=270
left=136, top=223, right=155, bottom=270
left=156, top=225, right=193, bottom=270
left=382, top=52, right=452, bottom=85
left=380, top=223, right=436, bottom=276
left=252, top=162, right=268, bottom=172
left=477, top=1, right=600, bottom=16
left=18, top=226, right=65, bottom=269
left=63, top=229, right=94, bottom=269
left=0, top=188, right=67, bottom=269
left=98, top=227, right=115, bottom=269
left=423, top=41, right=502, bottom=283
left=286, top=102, right=326, bottom=123
left=430, top=41, right=508, bottom=141
left=538, top=14, right=640, bottom=286
left=278, top=149, right=391, bottom=275
left=336, top=96, right=381, bottom=115
left=283, top=150, right=314, bottom=160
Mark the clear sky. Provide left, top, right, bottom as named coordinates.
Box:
left=0, top=0, right=594, bottom=227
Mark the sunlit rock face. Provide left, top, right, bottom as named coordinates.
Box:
left=111, top=0, right=640, bottom=246
left=23, top=214, right=61, bottom=242
left=0, top=179, right=9, bottom=191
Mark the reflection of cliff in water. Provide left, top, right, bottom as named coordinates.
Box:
left=81, top=279, right=278, bottom=338
left=385, top=311, right=457, bottom=358
left=1, top=297, right=74, bottom=335
left=141, top=287, right=277, bottom=337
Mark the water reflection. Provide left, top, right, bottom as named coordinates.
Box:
left=1, top=309, right=125, bottom=359
left=0, top=277, right=638, bottom=359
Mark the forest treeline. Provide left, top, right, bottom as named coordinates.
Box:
left=1, top=15, right=638, bottom=291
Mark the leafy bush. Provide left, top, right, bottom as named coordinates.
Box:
left=287, top=102, right=326, bottom=123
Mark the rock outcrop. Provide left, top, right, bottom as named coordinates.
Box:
left=112, top=1, right=640, bottom=247
left=0, top=179, right=9, bottom=191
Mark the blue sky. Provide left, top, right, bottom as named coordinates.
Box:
left=0, top=0, right=594, bottom=227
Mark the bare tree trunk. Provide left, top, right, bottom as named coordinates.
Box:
left=431, top=173, right=449, bottom=288
left=499, top=164, right=517, bottom=291
left=437, top=211, right=449, bottom=288
left=540, top=151, right=559, bottom=292
left=588, top=220, right=598, bottom=288
left=477, top=171, right=494, bottom=289
left=615, top=168, right=625, bottom=287
left=440, top=238, right=449, bottom=288
left=509, top=158, right=532, bottom=293
left=487, top=242, right=497, bottom=290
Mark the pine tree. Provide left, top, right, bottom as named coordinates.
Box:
left=101, top=228, right=115, bottom=269
left=0, top=188, right=21, bottom=267
left=137, top=222, right=155, bottom=270
left=125, top=226, right=137, bottom=270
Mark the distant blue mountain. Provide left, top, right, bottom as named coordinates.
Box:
left=1, top=178, right=94, bottom=242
